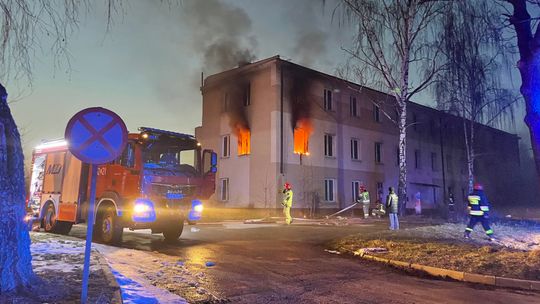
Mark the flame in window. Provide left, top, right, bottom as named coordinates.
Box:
left=294, top=119, right=312, bottom=155
left=237, top=125, right=251, bottom=155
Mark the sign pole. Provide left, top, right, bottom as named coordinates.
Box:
left=81, top=164, right=98, bottom=304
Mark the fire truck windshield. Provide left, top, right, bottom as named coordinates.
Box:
left=143, top=146, right=196, bottom=171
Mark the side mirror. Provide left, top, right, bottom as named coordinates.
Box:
left=210, top=152, right=217, bottom=173
left=203, top=149, right=218, bottom=175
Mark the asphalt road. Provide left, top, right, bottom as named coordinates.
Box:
left=70, top=220, right=540, bottom=304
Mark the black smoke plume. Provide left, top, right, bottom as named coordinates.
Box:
left=181, top=0, right=258, bottom=73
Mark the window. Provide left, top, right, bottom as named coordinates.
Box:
left=324, top=179, right=336, bottom=202
left=375, top=142, right=383, bottom=164
left=324, top=134, right=335, bottom=157
left=350, top=138, right=360, bottom=160
left=221, top=135, right=230, bottom=158
left=119, top=143, right=135, bottom=168
left=373, top=105, right=381, bottom=122
left=220, top=178, right=229, bottom=201
left=222, top=92, right=230, bottom=112
left=415, top=150, right=421, bottom=169
left=376, top=182, right=384, bottom=200
left=243, top=83, right=251, bottom=106
left=324, top=89, right=333, bottom=111
left=395, top=147, right=400, bottom=166
left=294, top=120, right=312, bottom=155
left=237, top=129, right=250, bottom=155
left=431, top=152, right=437, bottom=171
left=350, top=96, right=358, bottom=117
left=352, top=181, right=361, bottom=201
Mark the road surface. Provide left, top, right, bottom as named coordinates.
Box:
left=70, top=220, right=540, bottom=304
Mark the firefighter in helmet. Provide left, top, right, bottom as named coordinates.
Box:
left=464, top=183, right=494, bottom=240
left=282, top=182, right=293, bottom=225
left=358, top=184, right=371, bottom=219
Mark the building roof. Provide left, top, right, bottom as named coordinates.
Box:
left=203, top=55, right=519, bottom=139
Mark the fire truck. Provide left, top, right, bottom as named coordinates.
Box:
left=27, top=127, right=217, bottom=244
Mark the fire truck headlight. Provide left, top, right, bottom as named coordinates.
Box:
left=189, top=200, right=203, bottom=221
left=132, top=199, right=156, bottom=222
left=193, top=204, right=204, bottom=213
left=134, top=203, right=150, bottom=214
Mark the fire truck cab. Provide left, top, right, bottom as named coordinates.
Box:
left=27, top=127, right=217, bottom=244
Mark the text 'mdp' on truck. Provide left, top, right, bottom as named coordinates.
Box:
left=26, top=127, right=217, bottom=244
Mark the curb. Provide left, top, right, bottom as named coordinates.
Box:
left=94, top=252, right=123, bottom=303
left=357, top=252, right=540, bottom=291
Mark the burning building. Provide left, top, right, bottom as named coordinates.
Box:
left=195, top=56, right=521, bottom=215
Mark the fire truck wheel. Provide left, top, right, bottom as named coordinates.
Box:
left=96, top=207, right=123, bottom=244
left=43, top=204, right=57, bottom=233
left=163, top=221, right=184, bottom=242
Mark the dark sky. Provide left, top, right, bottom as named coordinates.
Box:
left=8, top=0, right=527, bottom=160
left=10, top=0, right=350, bottom=158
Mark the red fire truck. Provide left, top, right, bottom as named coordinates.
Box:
left=27, top=127, right=217, bottom=244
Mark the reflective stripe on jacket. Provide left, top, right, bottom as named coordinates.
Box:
left=283, top=190, right=293, bottom=207
left=360, top=191, right=370, bottom=204
left=468, top=190, right=490, bottom=216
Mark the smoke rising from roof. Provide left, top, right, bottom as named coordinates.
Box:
left=293, top=30, right=328, bottom=67
left=181, top=0, right=258, bottom=73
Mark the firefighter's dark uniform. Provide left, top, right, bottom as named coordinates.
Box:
left=464, top=189, right=493, bottom=238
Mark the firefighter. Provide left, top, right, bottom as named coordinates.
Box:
left=282, top=182, right=293, bottom=225
left=464, top=183, right=494, bottom=240
left=386, top=187, right=399, bottom=230
left=358, top=184, right=371, bottom=219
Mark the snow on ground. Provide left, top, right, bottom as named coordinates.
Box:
left=401, top=222, right=540, bottom=251
left=94, top=243, right=222, bottom=303
left=31, top=233, right=102, bottom=274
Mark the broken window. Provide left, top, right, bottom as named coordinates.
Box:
left=324, top=89, right=333, bottom=111
left=237, top=128, right=251, bottom=156
left=294, top=120, right=312, bottom=155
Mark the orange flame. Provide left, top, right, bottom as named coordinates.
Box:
left=236, top=124, right=251, bottom=155
left=294, top=118, right=312, bottom=155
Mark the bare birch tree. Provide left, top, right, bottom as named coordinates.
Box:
left=0, top=0, right=122, bottom=293
left=334, top=0, right=445, bottom=214
left=434, top=1, right=517, bottom=194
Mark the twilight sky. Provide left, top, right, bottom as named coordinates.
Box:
left=7, top=0, right=527, bottom=160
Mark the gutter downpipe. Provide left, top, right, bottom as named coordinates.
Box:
left=280, top=61, right=284, bottom=175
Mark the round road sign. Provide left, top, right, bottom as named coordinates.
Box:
left=65, top=107, right=128, bottom=164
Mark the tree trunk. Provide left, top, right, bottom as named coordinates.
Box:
left=521, top=58, right=540, bottom=188
left=463, top=118, right=475, bottom=194
left=398, top=103, right=408, bottom=216
left=0, top=83, right=34, bottom=293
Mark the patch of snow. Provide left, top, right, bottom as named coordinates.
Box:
left=94, top=244, right=189, bottom=304
left=402, top=223, right=540, bottom=251
left=111, top=269, right=187, bottom=304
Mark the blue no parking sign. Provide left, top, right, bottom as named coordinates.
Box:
left=64, top=107, right=127, bottom=304
left=65, top=107, right=128, bottom=164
